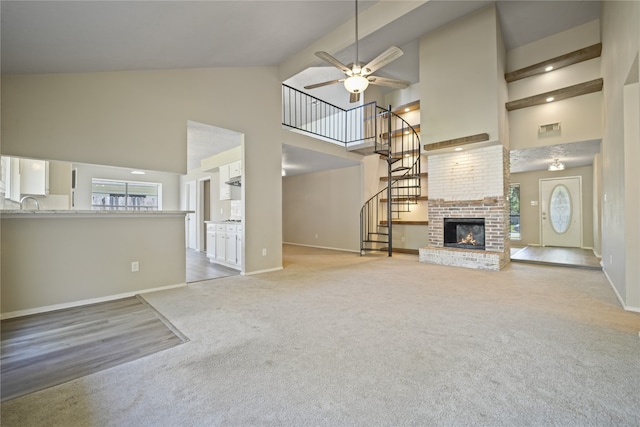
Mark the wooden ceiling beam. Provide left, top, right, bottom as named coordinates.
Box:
left=505, top=43, right=602, bottom=83
left=505, top=78, right=603, bottom=111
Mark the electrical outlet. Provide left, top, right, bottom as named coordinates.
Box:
left=401, top=236, right=406, bottom=242
left=262, top=248, right=267, bottom=256
left=220, top=208, right=224, bottom=215
left=131, top=261, right=139, bottom=272
left=315, top=233, right=318, bottom=239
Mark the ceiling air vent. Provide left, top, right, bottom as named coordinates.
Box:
left=538, top=122, right=561, bottom=135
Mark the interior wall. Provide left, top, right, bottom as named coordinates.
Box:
left=507, top=20, right=602, bottom=151
left=623, top=81, right=639, bottom=308
left=283, top=165, right=361, bottom=252
left=507, top=20, right=601, bottom=72
left=601, top=0, right=640, bottom=310
left=592, top=153, right=603, bottom=257
left=1, top=67, right=283, bottom=275
left=1, top=215, right=185, bottom=316
left=510, top=165, right=594, bottom=249
left=420, top=5, right=501, bottom=145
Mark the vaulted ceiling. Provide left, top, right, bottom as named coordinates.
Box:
left=1, top=1, right=601, bottom=175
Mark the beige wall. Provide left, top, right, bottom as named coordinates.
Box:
left=511, top=165, right=594, bottom=248
left=420, top=5, right=501, bottom=145
left=507, top=20, right=602, bottom=151
left=1, top=214, right=185, bottom=316
left=601, top=0, right=640, bottom=311
left=1, top=67, right=283, bottom=275
left=283, top=165, right=361, bottom=252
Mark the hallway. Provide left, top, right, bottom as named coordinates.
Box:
left=511, top=246, right=602, bottom=270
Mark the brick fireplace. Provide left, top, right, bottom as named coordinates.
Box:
left=419, top=144, right=510, bottom=270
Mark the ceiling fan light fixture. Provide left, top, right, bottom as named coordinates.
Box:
left=344, top=75, right=369, bottom=93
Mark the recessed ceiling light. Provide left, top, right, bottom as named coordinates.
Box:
left=546, top=97, right=555, bottom=102
left=131, top=170, right=146, bottom=175
left=454, top=147, right=463, bottom=151
left=545, top=66, right=554, bottom=72
left=404, top=108, right=410, bottom=113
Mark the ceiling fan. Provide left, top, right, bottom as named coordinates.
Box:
left=304, top=0, right=410, bottom=103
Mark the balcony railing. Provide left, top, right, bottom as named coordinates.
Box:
left=282, top=84, right=377, bottom=147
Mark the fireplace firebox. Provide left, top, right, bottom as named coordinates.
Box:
left=444, top=218, right=485, bottom=250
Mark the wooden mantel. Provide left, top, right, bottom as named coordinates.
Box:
left=424, top=133, right=490, bottom=151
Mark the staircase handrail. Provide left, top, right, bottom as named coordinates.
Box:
left=282, top=84, right=378, bottom=146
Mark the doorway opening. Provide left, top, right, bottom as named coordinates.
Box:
left=184, top=121, right=243, bottom=283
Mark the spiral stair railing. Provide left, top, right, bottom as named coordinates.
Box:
left=281, top=85, right=421, bottom=256
left=360, top=105, right=421, bottom=256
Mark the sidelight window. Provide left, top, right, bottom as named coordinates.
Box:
left=509, top=183, right=521, bottom=239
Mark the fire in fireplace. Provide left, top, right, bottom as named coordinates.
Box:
left=444, top=218, right=485, bottom=250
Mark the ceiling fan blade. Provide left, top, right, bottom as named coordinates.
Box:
left=315, top=51, right=352, bottom=74
left=361, top=46, right=404, bottom=75
left=304, top=79, right=343, bottom=90
left=350, top=92, right=360, bottom=103
left=367, top=75, right=410, bottom=89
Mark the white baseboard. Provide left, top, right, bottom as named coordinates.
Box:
left=0, top=282, right=188, bottom=320
left=602, top=269, right=640, bottom=313
left=283, top=241, right=360, bottom=253
left=243, top=266, right=284, bottom=276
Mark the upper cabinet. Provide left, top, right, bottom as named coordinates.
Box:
left=229, top=160, right=241, bottom=178
left=219, top=164, right=230, bottom=200
left=20, top=159, right=49, bottom=195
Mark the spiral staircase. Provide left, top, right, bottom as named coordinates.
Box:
left=282, top=85, right=422, bottom=256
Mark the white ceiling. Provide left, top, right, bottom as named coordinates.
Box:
left=511, top=140, right=602, bottom=174
left=1, top=1, right=602, bottom=175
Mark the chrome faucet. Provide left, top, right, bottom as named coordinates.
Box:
left=20, top=196, right=40, bottom=210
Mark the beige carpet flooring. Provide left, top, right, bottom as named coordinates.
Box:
left=1, top=245, right=639, bottom=426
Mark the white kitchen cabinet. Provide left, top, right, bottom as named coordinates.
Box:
left=229, top=160, right=241, bottom=178
left=215, top=223, right=226, bottom=261
left=225, top=224, right=238, bottom=264
left=219, top=164, right=230, bottom=200
left=20, top=159, right=49, bottom=195
left=206, top=223, right=216, bottom=259
left=209, top=222, right=242, bottom=270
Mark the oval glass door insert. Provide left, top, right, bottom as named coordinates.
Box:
left=549, top=184, right=572, bottom=234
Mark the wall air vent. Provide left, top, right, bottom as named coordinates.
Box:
left=538, top=122, right=561, bottom=135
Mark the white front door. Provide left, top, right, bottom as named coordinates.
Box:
left=540, top=177, right=583, bottom=248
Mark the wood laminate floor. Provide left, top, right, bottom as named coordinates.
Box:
left=511, top=246, right=602, bottom=270
left=186, top=248, right=240, bottom=283
left=0, top=296, right=187, bottom=402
